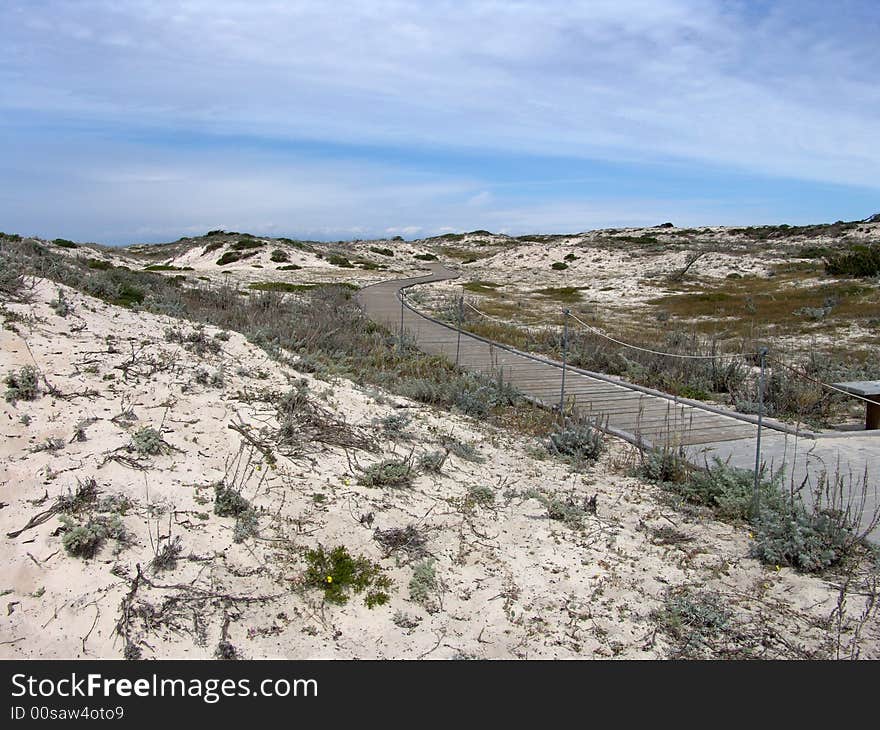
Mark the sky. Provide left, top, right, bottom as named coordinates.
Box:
left=1, top=0, right=879, bottom=245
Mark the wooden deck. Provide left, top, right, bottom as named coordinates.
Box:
left=356, top=264, right=758, bottom=448
left=356, top=263, right=880, bottom=542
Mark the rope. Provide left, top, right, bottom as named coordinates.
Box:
left=567, top=312, right=753, bottom=361
left=435, top=288, right=878, bottom=410
left=768, top=357, right=880, bottom=407
left=463, top=301, right=539, bottom=327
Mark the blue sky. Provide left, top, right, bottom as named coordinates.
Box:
left=1, top=0, right=879, bottom=244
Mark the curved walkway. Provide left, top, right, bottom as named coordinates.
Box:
left=357, top=263, right=879, bottom=539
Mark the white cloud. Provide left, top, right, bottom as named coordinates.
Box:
left=1, top=1, right=877, bottom=189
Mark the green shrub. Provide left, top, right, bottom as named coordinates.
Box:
left=465, top=485, right=495, bottom=508
left=231, top=239, right=265, bottom=251
left=216, top=251, right=244, bottom=265
left=277, top=263, right=302, bottom=271
left=143, top=264, right=193, bottom=271
left=357, top=458, right=414, bottom=488
left=203, top=240, right=225, bottom=254
left=550, top=261, right=568, bottom=270
left=374, top=412, right=412, bottom=438
left=108, top=282, right=145, bottom=307
left=825, top=245, right=880, bottom=277
left=60, top=514, right=125, bottom=558
left=52, top=239, right=78, bottom=249
left=545, top=423, right=604, bottom=468
left=4, top=365, right=39, bottom=404
left=632, top=447, right=689, bottom=484
left=370, top=246, right=394, bottom=257
left=82, top=257, right=112, bottom=270
left=655, top=588, right=731, bottom=655
left=303, top=544, right=392, bottom=607
left=248, top=281, right=308, bottom=293
left=418, top=450, right=447, bottom=473
left=563, top=253, right=578, bottom=261
left=131, top=427, right=170, bottom=456
left=327, top=254, right=354, bottom=267
left=408, top=559, right=437, bottom=609
left=270, top=249, right=289, bottom=262
left=669, top=459, right=781, bottom=521
left=751, top=503, right=855, bottom=572
left=214, top=483, right=251, bottom=517
left=413, top=253, right=438, bottom=261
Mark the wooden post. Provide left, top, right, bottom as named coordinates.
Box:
left=752, top=347, right=768, bottom=517
left=559, top=309, right=570, bottom=420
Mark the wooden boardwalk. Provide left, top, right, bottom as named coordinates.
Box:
left=357, top=264, right=759, bottom=449
left=357, top=263, right=879, bottom=541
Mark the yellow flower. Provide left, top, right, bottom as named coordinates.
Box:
left=326, top=576, right=333, bottom=584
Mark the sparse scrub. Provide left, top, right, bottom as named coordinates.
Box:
left=528, top=490, right=597, bottom=526
left=439, top=435, right=483, bottom=462
left=327, top=254, right=354, bottom=268
left=408, top=559, right=438, bottom=611
left=151, top=535, right=183, bottom=572
left=357, top=458, right=415, bottom=489
left=631, top=446, right=690, bottom=484
left=544, top=422, right=605, bottom=469
left=131, top=427, right=172, bottom=456
left=214, top=483, right=251, bottom=517
left=269, top=249, right=289, bottom=262
left=60, top=514, right=126, bottom=559
left=654, top=587, right=732, bottom=657
left=373, top=525, right=428, bottom=561
left=418, top=449, right=447, bottom=473
left=825, top=245, right=880, bottom=277
left=303, top=544, right=392, bottom=607
left=50, top=289, right=71, bottom=316
left=5, top=365, right=40, bottom=404
left=373, top=411, right=412, bottom=439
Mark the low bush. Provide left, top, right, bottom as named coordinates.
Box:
left=544, top=423, right=604, bottom=468
left=214, top=483, right=251, bottom=517
left=4, top=365, right=40, bottom=404
left=408, top=559, right=438, bottom=610
left=825, top=245, right=880, bottom=277
left=303, top=544, right=392, bottom=607
left=327, top=254, right=354, bottom=268
left=357, top=458, right=414, bottom=489
left=60, top=514, right=126, bottom=558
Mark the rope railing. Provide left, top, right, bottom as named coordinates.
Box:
left=454, top=293, right=876, bottom=411
left=768, top=356, right=879, bottom=407
left=567, top=311, right=754, bottom=361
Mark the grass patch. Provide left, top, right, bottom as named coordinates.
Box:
left=462, top=280, right=503, bottom=295
left=533, top=286, right=584, bottom=303
left=144, top=264, right=194, bottom=271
